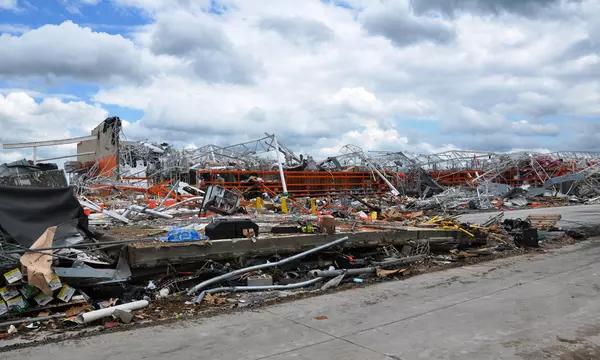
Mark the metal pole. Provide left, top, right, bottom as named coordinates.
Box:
left=194, top=277, right=323, bottom=303
left=272, top=134, right=288, bottom=196
left=32, top=146, right=37, bottom=165
left=369, top=164, right=400, bottom=196
left=157, top=180, right=179, bottom=209
left=310, top=267, right=376, bottom=277
left=0, top=313, right=66, bottom=328
left=187, top=236, right=350, bottom=295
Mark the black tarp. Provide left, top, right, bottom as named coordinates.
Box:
left=0, top=159, right=66, bottom=187
left=0, top=159, right=58, bottom=177
left=0, top=185, right=88, bottom=247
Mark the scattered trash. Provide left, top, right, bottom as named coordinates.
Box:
left=320, top=274, right=345, bottom=290
left=161, top=228, right=205, bottom=242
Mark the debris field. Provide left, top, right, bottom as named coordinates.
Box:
left=0, top=116, right=598, bottom=343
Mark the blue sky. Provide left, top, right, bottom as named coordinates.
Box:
left=0, top=0, right=598, bottom=164
left=0, top=1, right=148, bottom=31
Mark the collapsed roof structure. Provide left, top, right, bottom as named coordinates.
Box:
left=52, top=117, right=600, bottom=202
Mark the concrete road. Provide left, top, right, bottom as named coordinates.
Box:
left=5, top=237, right=600, bottom=359
left=459, top=203, right=600, bottom=229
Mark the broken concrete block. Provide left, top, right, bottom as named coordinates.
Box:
left=112, top=309, right=133, bottom=324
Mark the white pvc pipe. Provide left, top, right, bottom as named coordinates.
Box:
left=77, top=300, right=149, bottom=324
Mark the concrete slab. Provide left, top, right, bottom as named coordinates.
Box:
left=7, top=310, right=333, bottom=360
left=127, top=228, right=458, bottom=268
left=459, top=203, right=600, bottom=229
left=263, top=247, right=591, bottom=338
left=344, top=261, right=600, bottom=359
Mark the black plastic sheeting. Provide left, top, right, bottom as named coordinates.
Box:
left=0, top=159, right=66, bottom=188
left=0, top=185, right=89, bottom=247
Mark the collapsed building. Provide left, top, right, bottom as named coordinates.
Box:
left=0, top=116, right=598, bottom=334
left=57, top=118, right=599, bottom=203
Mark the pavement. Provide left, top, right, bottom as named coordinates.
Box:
left=458, top=203, right=600, bottom=229
left=5, top=233, right=600, bottom=359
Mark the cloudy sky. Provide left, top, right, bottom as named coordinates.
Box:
left=0, top=0, right=598, bottom=163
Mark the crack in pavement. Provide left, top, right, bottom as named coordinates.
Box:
left=256, top=309, right=401, bottom=360
left=252, top=256, right=598, bottom=360
left=343, top=260, right=597, bottom=339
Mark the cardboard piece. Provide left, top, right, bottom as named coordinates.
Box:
left=20, top=226, right=57, bottom=295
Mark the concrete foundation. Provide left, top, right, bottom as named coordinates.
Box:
left=126, top=227, right=459, bottom=268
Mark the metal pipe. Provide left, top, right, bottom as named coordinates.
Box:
left=310, top=267, right=376, bottom=277
left=368, top=163, right=400, bottom=196
left=194, top=277, right=323, bottom=303
left=0, top=313, right=66, bottom=328
left=371, top=254, right=426, bottom=267
left=128, top=205, right=174, bottom=219
left=272, top=134, right=288, bottom=196
left=37, top=151, right=94, bottom=162
left=76, top=300, right=149, bottom=324
left=161, top=196, right=203, bottom=210
left=157, top=180, right=179, bottom=209
left=187, top=236, right=350, bottom=295
left=3, top=134, right=97, bottom=149
left=80, top=198, right=130, bottom=224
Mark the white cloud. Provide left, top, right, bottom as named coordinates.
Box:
left=0, top=0, right=17, bottom=10
left=1, top=0, right=600, bottom=160
left=0, top=92, right=108, bottom=163
left=360, top=1, right=455, bottom=46
left=258, top=16, right=334, bottom=46
left=0, top=21, right=149, bottom=82
left=510, top=120, right=559, bottom=136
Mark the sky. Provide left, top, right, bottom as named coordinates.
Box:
left=0, top=0, right=598, bottom=164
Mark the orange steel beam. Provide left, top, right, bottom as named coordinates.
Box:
left=196, top=169, right=385, bottom=197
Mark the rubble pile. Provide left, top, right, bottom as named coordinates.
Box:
left=0, top=117, right=598, bottom=340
